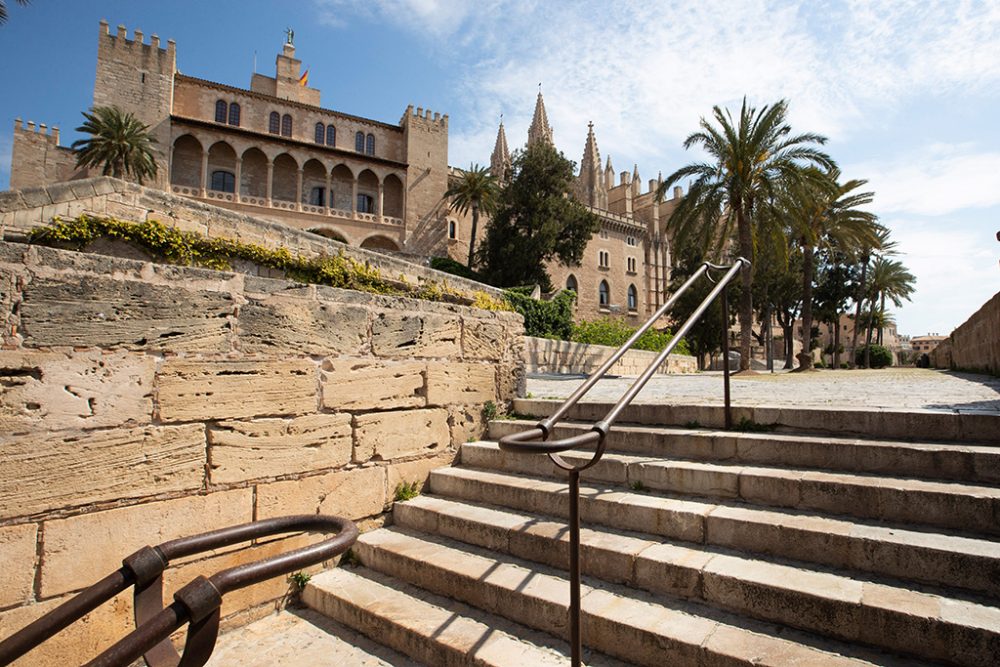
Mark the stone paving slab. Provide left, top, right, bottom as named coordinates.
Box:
left=527, top=368, right=1000, bottom=413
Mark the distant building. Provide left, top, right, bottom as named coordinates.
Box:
left=911, top=334, right=948, bottom=355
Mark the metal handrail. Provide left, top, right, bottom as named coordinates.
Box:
left=0, top=514, right=358, bottom=667
left=498, top=258, right=748, bottom=667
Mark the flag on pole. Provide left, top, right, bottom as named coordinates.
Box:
left=298, top=69, right=309, bottom=86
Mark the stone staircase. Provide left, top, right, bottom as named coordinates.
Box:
left=299, top=399, right=1000, bottom=666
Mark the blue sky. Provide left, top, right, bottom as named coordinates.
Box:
left=1, top=0, right=998, bottom=337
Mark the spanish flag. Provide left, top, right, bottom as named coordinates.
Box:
left=298, top=69, right=309, bottom=87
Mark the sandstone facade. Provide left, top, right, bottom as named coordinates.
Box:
left=0, top=240, right=523, bottom=666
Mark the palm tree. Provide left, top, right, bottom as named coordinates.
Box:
left=71, top=106, right=158, bottom=185
left=0, top=0, right=29, bottom=24
left=445, top=164, right=499, bottom=269
left=848, top=225, right=895, bottom=367
left=864, top=257, right=915, bottom=364
left=786, top=168, right=879, bottom=370
left=659, top=98, right=834, bottom=372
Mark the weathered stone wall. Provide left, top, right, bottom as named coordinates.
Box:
left=0, top=241, right=523, bottom=666
left=0, top=176, right=504, bottom=300
left=524, top=336, right=696, bottom=376
left=932, top=291, right=1000, bottom=375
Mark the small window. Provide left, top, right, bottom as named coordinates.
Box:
left=355, top=131, right=365, bottom=152
left=228, top=103, right=240, bottom=126
left=599, top=280, right=610, bottom=307
left=626, top=235, right=637, bottom=247
left=566, top=275, right=578, bottom=292
left=281, top=114, right=292, bottom=138
left=627, top=257, right=637, bottom=273
left=448, top=220, right=457, bottom=239
left=268, top=112, right=280, bottom=134
left=598, top=250, right=610, bottom=269
left=627, top=284, right=638, bottom=311
left=326, top=125, right=336, bottom=146
left=366, top=133, right=375, bottom=155
left=315, top=123, right=325, bottom=144
left=210, top=170, right=235, bottom=193
left=310, top=187, right=325, bottom=207
left=357, top=194, right=374, bottom=213
left=599, top=230, right=609, bottom=240
left=215, top=100, right=227, bottom=123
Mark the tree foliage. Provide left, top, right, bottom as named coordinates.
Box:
left=0, top=0, right=28, bottom=24
left=72, top=106, right=158, bottom=184
left=478, top=142, right=600, bottom=291
left=502, top=287, right=576, bottom=340
left=444, top=164, right=499, bottom=268
left=571, top=318, right=690, bottom=355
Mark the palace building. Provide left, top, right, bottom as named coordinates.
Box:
left=9, top=21, right=682, bottom=322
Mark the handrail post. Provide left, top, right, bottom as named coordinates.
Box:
left=721, top=282, right=732, bottom=430
left=568, top=468, right=582, bottom=667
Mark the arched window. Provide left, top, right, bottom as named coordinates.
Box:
left=366, top=133, right=375, bottom=155
left=448, top=220, right=457, bottom=239
left=210, top=170, right=235, bottom=193
left=228, top=103, right=240, bottom=126
left=310, top=187, right=325, bottom=207
left=326, top=125, right=336, bottom=146
left=268, top=112, right=280, bottom=134
left=566, top=275, right=578, bottom=292
left=215, top=100, right=227, bottom=123
left=315, top=123, right=325, bottom=144
left=355, top=131, right=364, bottom=152
left=627, top=284, right=638, bottom=311
left=599, top=280, right=610, bottom=307
left=281, top=114, right=292, bottom=137
left=357, top=194, right=374, bottom=213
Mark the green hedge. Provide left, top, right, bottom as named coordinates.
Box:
left=502, top=287, right=576, bottom=340
left=571, top=318, right=690, bottom=355
left=855, top=344, right=893, bottom=369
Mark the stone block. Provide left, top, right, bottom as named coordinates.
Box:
left=19, top=187, right=52, bottom=209
left=425, top=362, right=496, bottom=406
left=0, top=350, right=155, bottom=435
left=208, top=413, right=353, bottom=484
left=320, top=359, right=425, bottom=411
left=0, top=424, right=205, bottom=521
left=448, top=406, right=487, bottom=446
left=462, top=318, right=507, bottom=360
left=157, top=359, right=317, bottom=422
left=19, top=277, right=234, bottom=352
left=45, top=182, right=77, bottom=204
left=41, top=488, right=253, bottom=597
left=386, top=452, right=456, bottom=496
left=255, top=466, right=386, bottom=521
left=371, top=311, right=460, bottom=358
left=353, top=408, right=450, bottom=461
left=239, top=295, right=369, bottom=356
left=0, top=523, right=38, bottom=608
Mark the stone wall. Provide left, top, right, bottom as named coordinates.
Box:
left=0, top=241, right=523, bottom=666
left=524, top=336, right=696, bottom=376
left=932, top=291, right=1000, bottom=376
left=0, top=176, right=505, bottom=300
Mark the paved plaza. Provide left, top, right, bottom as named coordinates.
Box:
left=526, top=367, right=1000, bottom=413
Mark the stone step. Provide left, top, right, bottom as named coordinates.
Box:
left=429, top=465, right=1000, bottom=597
left=460, top=441, right=1000, bottom=536
left=487, top=419, right=1000, bottom=485
left=205, top=607, right=420, bottom=666
left=510, top=399, right=1000, bottom=444
left=350, top=526, right=916, bottom=667
left=393, top=495, right=1000, bottom=666
left=303, top=566, right=625, bottom=666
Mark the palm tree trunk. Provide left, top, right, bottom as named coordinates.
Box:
left=467, top=204, right=480, bottom=269
left=737, top=209, right=754, bottom=372
left=849, top=257, right=868, bottom=369
left=864, top=296, right=875, bottom=368
left=877, top=294, right=886, bottom=345
left=833, top=315, right=841, bottom=368
left=797, top=244, right=815, bottom=370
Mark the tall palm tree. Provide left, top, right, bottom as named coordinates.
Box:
left=786, top=168, right=879, bottom=370
left=849, top=225, right=895, bottom=367
left=71, top=106, right=158, bottom=185
left=0, top=0, right=29, bottom=24
left=445, top=164, right=499, bottom=269
left=659, top=98, right=834, bottom=372
left=864, top=257, right=915, bottom=363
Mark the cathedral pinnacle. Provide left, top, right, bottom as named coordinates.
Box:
left=490, top=117, right=512, bottom=185
left=527, top=87, right=553, bottom=147
left=575, top=121, right=607, bottom=209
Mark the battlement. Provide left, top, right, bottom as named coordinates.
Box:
left=401, top=104, right=448, bottom=129
left=13, top=118, right=61, bottom=146
left=98, top=19, right=176, bottom=74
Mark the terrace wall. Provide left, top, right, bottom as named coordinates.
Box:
left=524, top=336, right=696, bottom=376
left=0, top=240, right=523, bottom=666
left=932, top=291, right=1000, bottom=376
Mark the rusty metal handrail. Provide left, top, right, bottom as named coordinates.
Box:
left=0, top=514, right=358, bottom=667
left=498, top=258, right=748, bottom=667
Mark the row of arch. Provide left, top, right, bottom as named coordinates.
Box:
left=170, top=134, right=404, bottom=219
left=308, top=226, right=401, bottom=252
left=566, top=275, right=639, bottom=312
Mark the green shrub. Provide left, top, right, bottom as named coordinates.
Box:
left=840, top=362, right=849, bottom=369
left=503, top=288, right=576, bottom=340
left=571, top=318, right=690, bottom=355
left=855, top=345, right=893, bottom=369
left=814, top=359, right=825, bottom=368
left=429, top=256, right=484, bottom=282
left=394, top=481, right=420, bottom=502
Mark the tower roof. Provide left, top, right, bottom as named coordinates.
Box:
left=490, top=119, right=512, bottom=184
left=580, top=121, right=601, bottom=174
left=527, top=89, right=553, bottom=147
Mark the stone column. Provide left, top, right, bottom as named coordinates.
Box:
left=351, top=177, right=358, bottom=219
left=265, top=160, right=274, bottom=206
left=296, top=168, right=304, bottom=211
left=233, top=158, right=242, bottom=203
left=200, top=150, right=209, bottom=197
left=377, top=181, right=384, bottom=223
left=324, top=172, right=332, bottom=215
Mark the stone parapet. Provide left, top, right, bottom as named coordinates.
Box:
left=0, top=240, right=523, bottom=666
left=932, top=291, right=1000, bottom=376
left=523, top=335, right=696, bottom=377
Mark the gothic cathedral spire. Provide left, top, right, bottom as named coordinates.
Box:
left=527, top=88, right=553, bottom=147
left=490, top=118, right=511, bottom=185
left=575, top=121, right=607, bottom=209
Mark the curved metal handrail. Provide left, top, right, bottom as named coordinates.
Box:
left=0, top=514, right=358, bottom=667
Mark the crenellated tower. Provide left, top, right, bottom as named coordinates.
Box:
left=574, top=122, right=607, bottom=209
left=401, top=105, right=450, bottom=238
left=490, top=119, right=511, bottom=185
left=527, top=89, right=553, bottom=147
